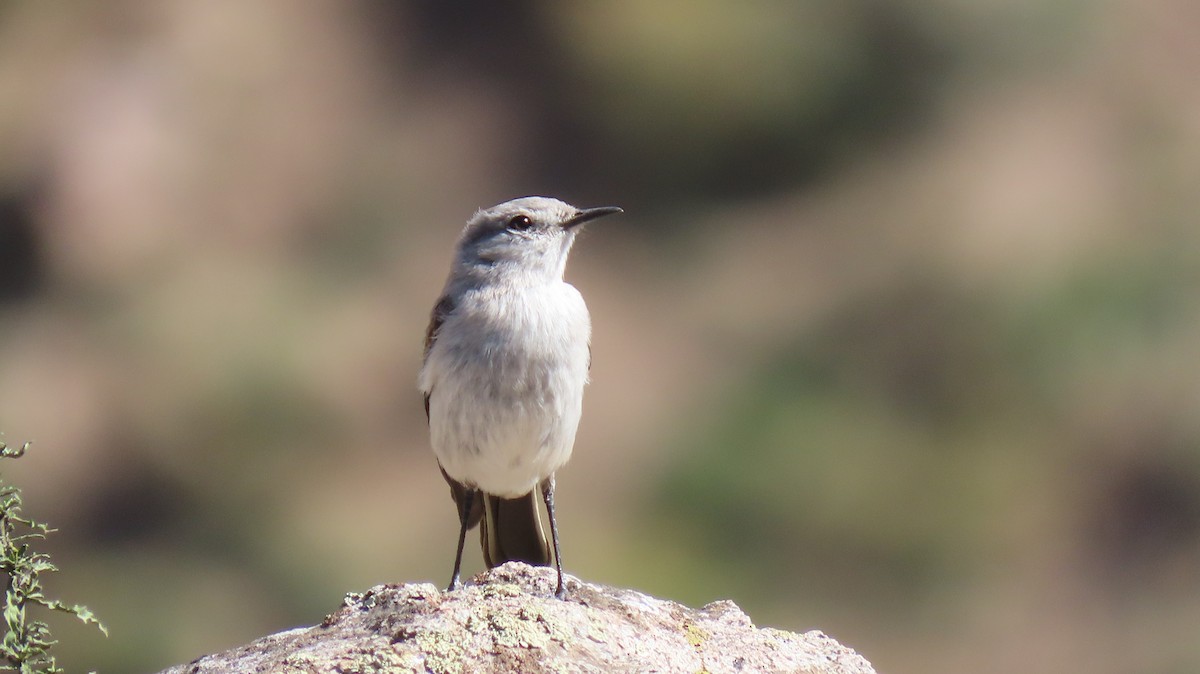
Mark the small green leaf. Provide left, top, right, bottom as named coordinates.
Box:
left=0, top=439, right=106, bottom=671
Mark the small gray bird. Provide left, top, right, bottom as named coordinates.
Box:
left=419, top=196, right=622, bottom=598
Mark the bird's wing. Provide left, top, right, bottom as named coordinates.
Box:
left=423, top=295, right=483, bottom=527
left=423, top=294, right=456, bottom=421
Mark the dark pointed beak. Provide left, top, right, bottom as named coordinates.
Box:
left=562, top=206, right=623, bottom=230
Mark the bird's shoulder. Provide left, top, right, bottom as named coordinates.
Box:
left=424, top=294, right=456, bottom=360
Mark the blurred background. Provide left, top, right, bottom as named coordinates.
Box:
left=1, top=1, right=1199, bottom=672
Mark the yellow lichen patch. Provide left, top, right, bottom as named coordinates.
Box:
left=414, top=626, right=470, bottom=674
left=478, top=583, right=523, bottom=600
left=684, top=623, right=709, bottom=649
left=467, top=600, right=574, bottom=650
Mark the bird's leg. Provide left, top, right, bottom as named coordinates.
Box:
left=541, top=475, right=566, bottom=599
left=448, top=488, right=477, bottom=592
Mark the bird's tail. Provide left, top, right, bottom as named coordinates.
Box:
left=480, top=491, right=551, bottom=568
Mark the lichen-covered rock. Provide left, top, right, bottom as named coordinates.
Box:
left=158, top=562, right=876, bottom=674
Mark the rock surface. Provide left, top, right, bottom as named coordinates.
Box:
left=158, top=562, right=876, bottom=674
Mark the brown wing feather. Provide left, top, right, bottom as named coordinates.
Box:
left=440, top=464, right=483, bottom=530
left=422, top=294, right=455, bottom=422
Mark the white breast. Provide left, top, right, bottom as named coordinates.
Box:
left=421, top=282, right=591, bottom=497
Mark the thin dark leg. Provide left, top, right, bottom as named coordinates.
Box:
left=541, top=475, right=565, bottom=599
left=448, top=488, right=477, bottom=592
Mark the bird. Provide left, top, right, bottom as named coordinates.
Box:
left=419, top=196, right=622, bottom=598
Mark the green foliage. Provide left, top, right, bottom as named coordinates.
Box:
left=0, top=441, right=106, bottom=674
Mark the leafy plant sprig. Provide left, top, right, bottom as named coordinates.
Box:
left=0, top=440, right=106, bottom=673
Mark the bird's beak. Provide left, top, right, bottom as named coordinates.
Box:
left=562, top=206, right=623, bottom=230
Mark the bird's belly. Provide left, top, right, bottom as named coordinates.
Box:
left=428, top=345, right=586, bottom=497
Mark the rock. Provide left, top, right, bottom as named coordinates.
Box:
left=158, top=562, right=876, bottom=674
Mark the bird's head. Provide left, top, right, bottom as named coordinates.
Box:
left=453, top=197, right=622, bottom=282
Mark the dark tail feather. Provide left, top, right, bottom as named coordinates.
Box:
left=480, top=492, right=551, bottom=568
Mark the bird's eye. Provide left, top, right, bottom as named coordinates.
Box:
left=507, top=215, right=534, bottom=232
